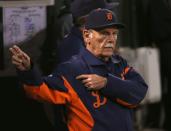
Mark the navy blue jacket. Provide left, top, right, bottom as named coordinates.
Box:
left=18, top=48, right=148, bottom=131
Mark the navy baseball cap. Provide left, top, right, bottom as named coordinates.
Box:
left=85, top=8, right=125, bottom=29
left=71, top=0, right=118, bottom=18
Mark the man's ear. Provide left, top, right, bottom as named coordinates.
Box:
left=83, top=29, right=93, bottom=46
left=83, top=29, right=93, bottom=39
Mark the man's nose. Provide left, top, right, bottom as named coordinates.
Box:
left=108, top=34, right=116, bottom=42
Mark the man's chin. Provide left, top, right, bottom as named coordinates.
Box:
left=102, top=53, right=113, bottom=58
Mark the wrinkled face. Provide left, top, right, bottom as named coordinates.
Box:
left=83, top=27, right=119, bottom=61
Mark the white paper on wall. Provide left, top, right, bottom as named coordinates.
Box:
left=3, top=6, right=46, bottom=46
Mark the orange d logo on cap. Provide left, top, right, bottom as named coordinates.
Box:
left=85, top=8, right=125, bottom=29
left=106, top=12, right=113, bottom=21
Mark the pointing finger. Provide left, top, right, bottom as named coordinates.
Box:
left=76, top=74, right=89, bottom=80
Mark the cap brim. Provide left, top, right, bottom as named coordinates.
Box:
left=87, top=23, right=125, bottom=30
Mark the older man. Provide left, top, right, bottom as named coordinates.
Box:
left=9, top=9, right=148, bottom=131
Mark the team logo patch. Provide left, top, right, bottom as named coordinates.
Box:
left=92, top=91, right=107, bottom=108
left=106, top=12, right=113, bottom=21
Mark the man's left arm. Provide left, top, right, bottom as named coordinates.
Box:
left=101, top=67, right=148, bottom=108
left=76, top=67, right=148, bottom=108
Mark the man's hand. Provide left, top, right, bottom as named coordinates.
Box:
left=9, top=45, right=31, bottom=71
left=76, top=74, right=107, bottom=90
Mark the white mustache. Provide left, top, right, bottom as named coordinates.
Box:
left=104, top=43, right=113, bottom=48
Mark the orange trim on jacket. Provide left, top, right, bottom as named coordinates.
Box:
left=23, top=76, right=94, bottom=131
left=116, top=98, right=137, bottom=108
left=117, top=67, right=138, bottom=108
